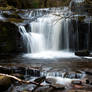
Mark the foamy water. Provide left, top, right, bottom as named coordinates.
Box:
left=23, top=51, right=78, bottom=59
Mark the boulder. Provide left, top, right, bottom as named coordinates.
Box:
left=0, top=75, right=12, bottom=91
left=34, top=76, right=46, bottom=84
left=75, top=50, right=90, bottom=56
left=71, top=80, right=84, bottom=89
left=46, top=78, right=57, bottom=84
left=51, top=84, right=65, bottom=90
left=72, top=80, right=82, bottom=85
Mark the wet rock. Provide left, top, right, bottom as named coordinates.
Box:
left=73, top=85, right=84, bottom=89
left=67, top=90, right=92, bottom=92
left=51, top=84, right=65, bottom=90
left=72, top=80, right=82, bottom=85
left=27, top=68, right=40, bottom=77
left=72, top=19, right=92, bottom=51
left=46, top=78, right=65, bottom=90
left=34, top=86, right=53, bottom=92
left=0, top=66, right=40, bottom=77
left=86, top=79, right=90, bottom=84
left=46, top=78, right=56, bottom=84
left=11, top=66, right=26, bottom=75
left=34, top=76, right=46, bottom=84
left=75, top=50, right=90, bottom=56
left=85, top=69, right=92, bottom=75
left=0, top=5, right=15, bottom=11
left=71, top=80, right=84, bottom=89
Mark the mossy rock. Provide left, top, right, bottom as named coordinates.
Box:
left=0, top=21, right=20, bottom=53
left=3, top=12, right=21, bottom=19
left=75, top=50, right=90, bottom=56
left=7, top=18, right=24, bottom=23
left=0, top=5, right=15, bottom=10
left=0, top=75, right=12, bottom=91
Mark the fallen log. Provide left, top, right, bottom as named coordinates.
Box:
left=0, top=73, right=42, bottom=86
left=0, top=73, right=66, bottom=92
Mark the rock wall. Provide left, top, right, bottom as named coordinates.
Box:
left=0, top=21, right=21, bottom=53
left=72, top=18, right=92, bottom=51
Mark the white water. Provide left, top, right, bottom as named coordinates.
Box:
left=46, top=76, right=80, bottom=87
left=19, top=8, right=77, bottom=59
left=23, top=51, right=76, bottom=59
left=0, top=15, right=5, bottom=20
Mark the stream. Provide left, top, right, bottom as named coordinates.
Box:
left=0, top=0, right=92, bottom=92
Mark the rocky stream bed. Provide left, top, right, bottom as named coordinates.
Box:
left=0, top=55, right=92, bottom=92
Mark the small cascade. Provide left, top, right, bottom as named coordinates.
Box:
left=0, top=15, right=5, bottom=20
left=18, top=8, right=79, bottom=59
left=69, top=0, right=85, bottom=13
left=19, top=26, right=32, bottom=53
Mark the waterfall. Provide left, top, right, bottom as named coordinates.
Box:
left=19, top=13, right=71, bottom=54
left=18, top=8, right=77, bottom=59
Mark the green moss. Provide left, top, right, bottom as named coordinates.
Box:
left=7, top=18, right=24, bottom=23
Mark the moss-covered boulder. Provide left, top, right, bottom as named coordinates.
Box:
left=0, top=75, right=12, bottom=91
left=0, top=21, right=21, bottom=53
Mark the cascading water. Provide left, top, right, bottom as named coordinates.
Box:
left=19, top=8, right=76, bottom=59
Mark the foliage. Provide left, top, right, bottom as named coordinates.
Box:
left=0, top=0, right=71, bottom=9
